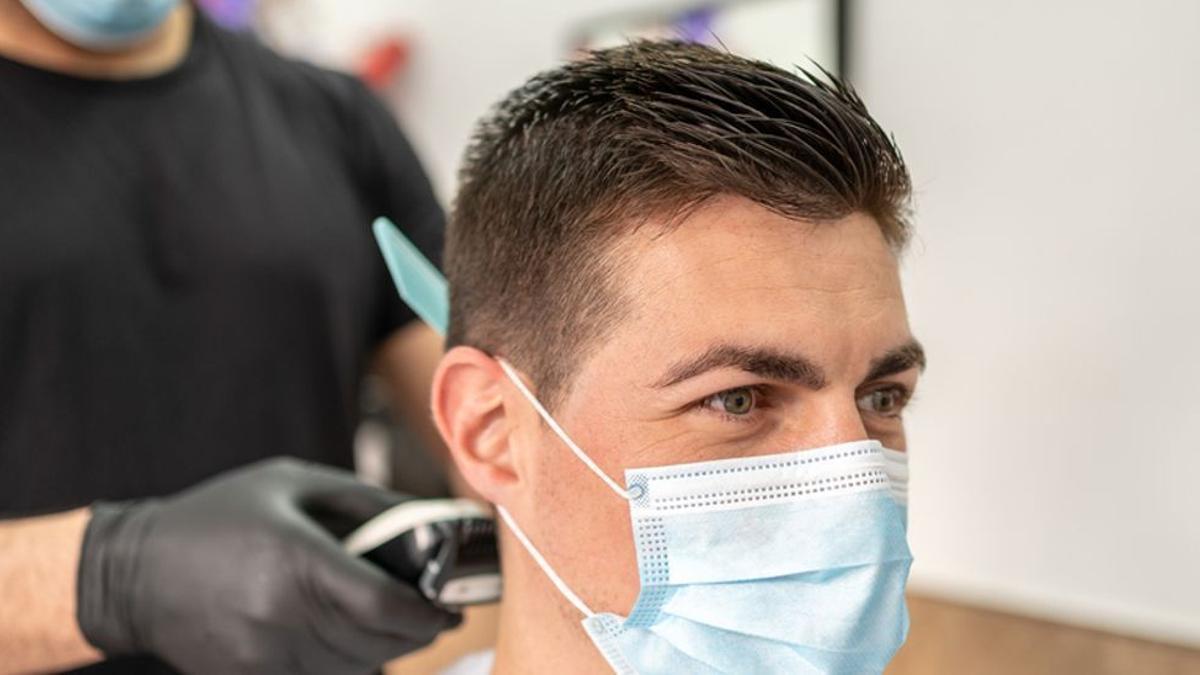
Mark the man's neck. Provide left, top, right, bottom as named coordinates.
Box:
left=0, top=1, right=193, bottom=79
left=490, top=552, right=614, bottom=675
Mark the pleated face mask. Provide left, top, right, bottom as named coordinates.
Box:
left=496, top=359, right=913, bottom=675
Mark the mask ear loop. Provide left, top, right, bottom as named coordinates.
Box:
left=493, top=358, right=634, bottom=619
left=496, top=505, right=595, bottom=618
left=496, top=358, right=636, bottom=501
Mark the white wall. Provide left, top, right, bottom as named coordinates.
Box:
left=856, top=0, right=1200, bottom=647
left=290, top=0, right=1200, bottom=647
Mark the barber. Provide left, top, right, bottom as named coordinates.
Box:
left=0, top=1, right=460, bottom=673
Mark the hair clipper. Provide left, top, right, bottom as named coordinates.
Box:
left=344, top=498, right=501, bottom=608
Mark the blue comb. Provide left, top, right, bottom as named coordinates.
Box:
left=372, top=217, right=449, bottom=336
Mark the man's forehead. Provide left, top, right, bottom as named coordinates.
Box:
left=582, top=197, right=912, bottom=387
left=615, top=198, right=903, bottom=318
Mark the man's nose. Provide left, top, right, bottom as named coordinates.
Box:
left=778, top=392, right=870, bottom=451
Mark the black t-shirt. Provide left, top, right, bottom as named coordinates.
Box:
left=0, top=13, right=443, bottom=673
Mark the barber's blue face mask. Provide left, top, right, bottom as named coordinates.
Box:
left=496, top=359, right=913, bottom=675
left=21, top=0, right=180, bottom=51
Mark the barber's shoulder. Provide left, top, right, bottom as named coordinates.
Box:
left=201, top=15, right=407, bottom=190
left=202, top=13, right=370, bottom=123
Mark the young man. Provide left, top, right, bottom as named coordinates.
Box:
left=429, top=41, right=923, bottom=674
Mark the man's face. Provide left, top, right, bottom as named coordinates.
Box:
left=503, top=194, right=921, bottom=617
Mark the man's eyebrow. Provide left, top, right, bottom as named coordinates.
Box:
left=863, top=339, right=927, bottom=383
left=652, top=344, right=829, bottom=390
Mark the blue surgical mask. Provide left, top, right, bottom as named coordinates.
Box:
left=496, top=358, right=913, bottom=675
left=21, top=0, right=180, bottom=51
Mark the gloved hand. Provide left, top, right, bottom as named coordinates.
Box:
left=76, top=457, right=461, bottom=674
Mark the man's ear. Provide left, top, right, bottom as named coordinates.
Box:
left=431, top=346, right=520, bottom=502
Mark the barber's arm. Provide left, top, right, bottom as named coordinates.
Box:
left=350, top=75, right=474, bottom=499
left=0, top=508, right=101, bottom=673
left=0, top=459, right=459, bottom=675
left=374, top=321, right=479, bottom=499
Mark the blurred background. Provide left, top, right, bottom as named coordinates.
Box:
left=199, top=0, right=1200, bottom=672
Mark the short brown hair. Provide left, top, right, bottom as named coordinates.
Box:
left=446, top=41, right=911, bottom=408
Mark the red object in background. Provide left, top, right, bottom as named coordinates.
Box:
left=359, top=37, right=411, bottom=91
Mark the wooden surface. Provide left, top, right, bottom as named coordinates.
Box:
left=887, top=595, right=1200, bottom=675
left=388, top=594, right=1200, bottom=674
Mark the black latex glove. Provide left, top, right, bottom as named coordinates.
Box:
left=76, top=457, right=461, bottom=674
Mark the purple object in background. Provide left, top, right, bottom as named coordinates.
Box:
left=196, top=0, right=257, bottom=30
left=675, top=5, right=718, bottom=45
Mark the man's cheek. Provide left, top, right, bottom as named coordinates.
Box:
left=524, top=451, right=641, bottom=608
left=867, top=421, right=907, bottom=451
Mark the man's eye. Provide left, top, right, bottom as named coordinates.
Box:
left=703, top=386, right=758, bottom=416
left=857, top=386, right=910, bottom=418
